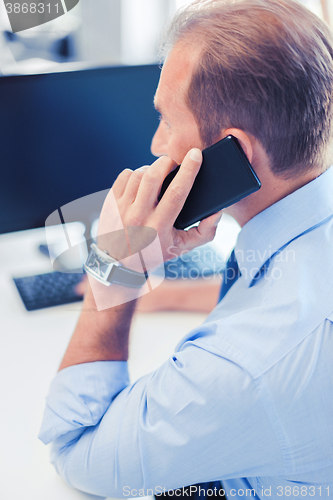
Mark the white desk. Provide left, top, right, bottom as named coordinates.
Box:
left=0, top=217, right=239, bottom=500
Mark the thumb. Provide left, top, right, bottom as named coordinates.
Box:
left=182, top=210, right=223, bottom=250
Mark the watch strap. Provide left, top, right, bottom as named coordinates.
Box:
left=108, top=264, right=147, bottom=288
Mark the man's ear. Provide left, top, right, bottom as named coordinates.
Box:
left=219, top=128, right=254, bottom=163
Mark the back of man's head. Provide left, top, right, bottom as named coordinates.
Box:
left=161, top=0, right=333, bottom=178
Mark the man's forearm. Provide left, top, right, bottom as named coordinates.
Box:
left=58, top=282, right=137, bottom=371
left=137, top=277, right=222, bottom=313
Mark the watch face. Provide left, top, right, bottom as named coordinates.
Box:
left=85, top=246, right=114, bottom=282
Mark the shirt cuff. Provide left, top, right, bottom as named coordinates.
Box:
left=38, top=361, right=129, bottom=445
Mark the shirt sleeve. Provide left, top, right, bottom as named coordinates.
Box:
left=38, top=360, right=129, bottom=444
left=38, top=340, right=284, bottom=498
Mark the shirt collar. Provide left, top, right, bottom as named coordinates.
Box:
left=234, top=166, right=333, bottom=287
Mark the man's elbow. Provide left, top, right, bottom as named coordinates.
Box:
left=49, top=429, right=84, bottom=483
left=49, top=429, right=124, bottom=498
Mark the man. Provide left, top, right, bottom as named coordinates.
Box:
left=39, top=0, right=333, bottom=498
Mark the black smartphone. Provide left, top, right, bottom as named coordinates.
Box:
left=158, top=135, right=261, bottom=230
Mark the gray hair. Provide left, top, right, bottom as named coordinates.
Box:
left=160, top=0, right=333, bottom=177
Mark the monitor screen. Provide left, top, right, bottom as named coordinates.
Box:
left=0, top=64, right=161, bottom=234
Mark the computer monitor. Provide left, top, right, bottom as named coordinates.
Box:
left=0, top=64, right=161, bottom=234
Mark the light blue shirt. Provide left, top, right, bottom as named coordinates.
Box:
left=39, top=167, right=333, bottom=500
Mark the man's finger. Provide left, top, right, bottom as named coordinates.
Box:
left=154, top=148, right=202, bottom=226
left=112, top=168, right=133, bottom=199
left=135, top=156, right=176, bottom=211
left=122, top=168, right=146, bottom=203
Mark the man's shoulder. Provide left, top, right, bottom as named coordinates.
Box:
left=201, top=220, right=333, bottom=379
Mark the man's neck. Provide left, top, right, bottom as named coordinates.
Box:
left=226, top=165, right=325, bottom=228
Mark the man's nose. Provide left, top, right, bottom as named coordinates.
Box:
left=151, top=122, right=168, bottom=158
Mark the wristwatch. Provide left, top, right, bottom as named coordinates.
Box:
left=83, top=243, right=147, bottom=288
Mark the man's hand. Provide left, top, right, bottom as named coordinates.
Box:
left=97, top=149, right=222, bottom=269
left=58, top=149, right=222, bottom=371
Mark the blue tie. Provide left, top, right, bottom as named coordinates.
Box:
left=218, top=249, right=240, bottom=303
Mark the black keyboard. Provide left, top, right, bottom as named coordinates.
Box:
left=13, top=272, right=84, bottom=311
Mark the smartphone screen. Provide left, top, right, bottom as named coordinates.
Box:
left=158, top=135, right=261, bottom=230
